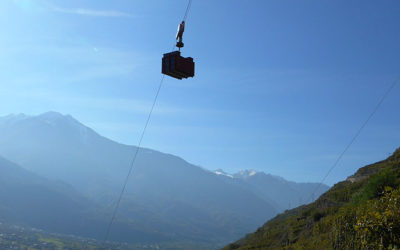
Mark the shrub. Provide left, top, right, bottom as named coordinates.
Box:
left=353, top=169, right=399, bottom=204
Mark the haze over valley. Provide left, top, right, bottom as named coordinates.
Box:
left=1, top=1, right=399, bottom=248
left=0, top=112, right=328, bottom=247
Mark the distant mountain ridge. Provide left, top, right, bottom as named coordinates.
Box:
left=0, top=111, right=328, bottom=246
left=0, top=156, right=190, bottom=244
left=0, top=155, right=97, bottom=236
left=213, top=169, right=329, bottom=211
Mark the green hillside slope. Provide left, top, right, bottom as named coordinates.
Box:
left=225, top=148, right=400, bottom=250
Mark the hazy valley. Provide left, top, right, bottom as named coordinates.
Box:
left=0, top=112, right=328, bottom=247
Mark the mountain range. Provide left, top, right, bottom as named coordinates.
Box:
left=214, top=169, right=326, bottom=211
left=0, top=112, right=329, bottom=247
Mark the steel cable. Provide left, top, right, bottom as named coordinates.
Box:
left=103, top=0, right=194, bottom=243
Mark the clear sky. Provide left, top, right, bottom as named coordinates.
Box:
left=0, top=0, right=399, bottom=185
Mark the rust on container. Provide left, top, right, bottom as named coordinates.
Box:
left=162, top=51, right=195, bottom=80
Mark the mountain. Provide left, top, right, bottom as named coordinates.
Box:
left=0, top=155, right=99, bottom=237
left=0, top=155, right=177, bottom=244
left=224, top=148, right=400, bottom=249
left=0, top=112, right=279, bottom=245
left=0, top=112, right=122, bottom=192
left=214, top=169, right=329, bottom=211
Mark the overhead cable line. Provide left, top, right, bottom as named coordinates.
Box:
left=183, top=0, right=192, bottom=22
left=103, top=0, right=194, bottom=243
left=308, top=75, right=400, bottom=203
left=275, top=75, right=399, bottom=248
left=103, top=75, right=165, bottom=243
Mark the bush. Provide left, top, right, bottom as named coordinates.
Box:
left=353, top=169, right=399, bottom=204
left=313, top=211, right=325, bottom=222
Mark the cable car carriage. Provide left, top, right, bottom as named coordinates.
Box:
left=162, top=51, right=194, bottom=80
left=162, top=21, right=195, bottom=80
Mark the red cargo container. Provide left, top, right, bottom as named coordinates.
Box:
left=162, top=51, right=195, bottom=80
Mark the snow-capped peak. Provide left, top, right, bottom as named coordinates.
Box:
left=1, top=111, right=93, bottom=145
left=213, top=169, right=263, bottom=179
left=214, top=169, right=234, bottom=178
left=234, top=169, right=260, bottom=178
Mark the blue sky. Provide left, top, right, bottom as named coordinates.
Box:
left=0, top=0, right=399, bottom=185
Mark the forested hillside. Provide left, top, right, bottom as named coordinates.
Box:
left=225, top=148, right=400, bottom=249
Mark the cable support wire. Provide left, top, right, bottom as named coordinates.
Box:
left=274, top=75, right=399, bottom=247
left=103, top=0, right=193, bottom=243
left=183, top=0, right=192, bottom=22
left=307, top=75, right=400, bottom=203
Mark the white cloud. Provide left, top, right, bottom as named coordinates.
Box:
left=52, top=7, right=133, bottom=18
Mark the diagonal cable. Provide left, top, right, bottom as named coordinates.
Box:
left=104, top=75, right=165, bottom=242
left=103, top=0, right=194, bottom=243
left=307, top=75, right=400, bottom=203
left=183, top=0, right=192, bottom=22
